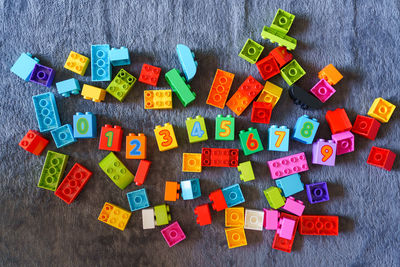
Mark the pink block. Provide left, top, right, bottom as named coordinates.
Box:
left=282, top=197, right=305, bottom=216
left=263, top=209, right=279, bottom=230
left=267, top=152, right=309, bottom=179
left=277, top=217, right=296, bottom=240
left=161, top=221, right=186, bottom=247
left=310, top=79, right=336, bottom=103
left=332, top=131, right=355, bottom=155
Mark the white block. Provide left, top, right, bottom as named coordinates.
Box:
left=142, top=208, right=155, bottom=229
left=244, top=209, right=264, bottom=231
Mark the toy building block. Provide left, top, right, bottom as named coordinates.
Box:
left=99, top=125, right=123, bottom=152
left=367, top=146, right=396, bottom=171
left=225, top=227, right=247, bottom=249
left=144, top=90, right=173, bottom=109
left=51, top=124, right=77, bottom=148
left=194, top=204, right=212, bottom=226
left=222, top=184, right=245, bottom=207
left=126, top=188, right=150, bottom=211
left=201, top=148, right=239, bottom=167
left=154, top=204, right=171, bottom=226
left=32, top=92, right=61, bottom=133
left=263, top=209, right=279, bottom=230
left=64, top=51, right=89, bottom=76
left=251, top=102, right=272, bottom=124
left=289, top=84, right=324, bottom=110
left=239, top=127, right=264, bottom=156
left=238, top=38, right=264, bottom=64
left=73, top=112, right=96, bottom=138
left=367, top=97, right=396, bottom=123
left=164, top=181, right=180, bottom=201
left=98, top=202, right=131, bottom=231
left=106, top=69, right=136, bottom=102
left=244, top=209, right=264, bottom=231
left=206, top=69, right=235, bottom=109
left=154, top=123, right=179, bottom=152
left=292, top=115, right=320, bottom=144
left=269, top=46, right=293, bottom=67
left=134, top=160, right=151, bottom=186
left=176, top=44, right=198, bottom=82
left=261, top=26, right=297, bottom=50
left=325, top=108, right=352, bottom=134
left=257, top=81, right=283, bottom=108
left=226, top=76, right=263, bottom=116
left=352, top=115, right=380, bottom=140
left=312, top=139, right=337, bottom=166
left=271, top=9, right=295, bottom=34
left=318, top=64, right=342, bottom=85
left=139, top=64, right=161, bottom=86
left=272, top=213, right=299, bottom=253
left=299, top=215, right=339, bottom=235
left=332, top=131, right=354, bottom=155
left=81, top=84, right=106, bottom=102
left=263, top=186, right=286, bottom=209
left=109, top=47, right=130, bottom=66
left=268, top=125, right=289, bottom=152
left=256, top=55, right=280, bottom=80
left=310, top=79, right=336, bottom=103
left=209, top=189, right=228, bottom=211
left=91, top=44, right=111, bottom=81
left=56, top=78, right=81, bottom=97
left=142, top=208, right=155, bottom=229
left=306, top=182, right=329, bottom=204
left=11, top=52, right=39, bottom=80
left=181, top=178, right=201, bottom=200
left=225, top=207, right=244, bottom=227
left=267, top=152, right=309, bottom=179
left=38, top=151, right=68, bottom=191
left=275, top=173, right=304, bottom=197
left=215, top=115, right=235, bottom=141
left=182, top=153, right=202, bottom=172
left=277, top=217, right=296, bottom=240
left=126, top=133, right=147, bottom=159
left=237, top=161, right=255, bottom=182
left=29, top=64, right=55, bottom=87
left=282, top=196, right=305, bottom=216
left=280, top=59, right=305, bottom=86
left=186, top=115, right=208, bottom=143
left=165, top=68, right=196, bottom=107
left=54, top=163, right=92, bottom=204
left=19, top=130, right=49, bottom=155
left=98, top=152, right=134, bottom=190
left=161, top=221, right=186, bottom=247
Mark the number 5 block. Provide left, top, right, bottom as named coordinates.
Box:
left=154, top=123, right=178, bottom=151
left=185, top=116, right=208, bottom=143
left=292, top=115, right=319, bottom=144
left=239, top=127, right=264, bottom=156
left=268, top=125, right=289, bottom=152
left=99, top=125, right=123, bottom=152
left=73, top=112, right=96, bottom=138
left=126, top=133, right=146, bottom=159
left=312, top=139, right=337, bottom=166
left=215, top=115, right=235, bottom=141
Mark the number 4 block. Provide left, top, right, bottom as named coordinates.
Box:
left=215, top=115, right=235, bottom=141
left=185, top=116, right=208, bottom=143
left=99, top=125, right=123, bottom=152
left=154, top=123, right=178, bottom=152
left=126, top=133, right=146, bottom=159
left=239, top=127, right=264, bottom=156
left=268, top=125, right=289, bottom=152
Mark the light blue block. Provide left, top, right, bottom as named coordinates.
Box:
left=91, top=44, right=111, bottom=81
left=176, top=44, right=197, bottom=82
left=268, top=125, right=290, bottom=152
left=73, top=112, right=96, bottom=138
left=110, top=47, right=130, bottom=66
left=11, top=52, right=39, bottom=81
left=292, top=115, right=320, bottom=144
left=180, top=178, right=201, bottom=200
left=275, top=173, right=304, bottom=197
left=222, top=184, right=245, bottom=207
left=32, top=92, right=61, bottom=132
left=50, top=124, right=77, bottom=148
left=127, top=188, right=150, bottom=211
left=56, top=78, right=81, bottom=97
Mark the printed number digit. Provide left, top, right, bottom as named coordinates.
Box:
left=77, top=118, right=89, bottom=134
left=104, top=131, right=114, bottom=147
left=274, top=131, right=286, bottom=148
left=129, top=139, right=141, bottom=156
left=321, top=145, right=333, bottom=162
left=246, top=133, right=259, bottom=150
left=159, top=129, right=173, bottom=147
left=191, top=121, right=204, bottom=138
left=219, top=121, right=231, bottom=137
left=300, top=122, right=314, bottom=138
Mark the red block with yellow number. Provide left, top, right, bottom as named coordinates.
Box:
left=206, top=69, right=235, bottom=109
left=154, top=123, right=178, bottom=152
left=126, top=133, right=147, bottom=159
left=99, top=125, right=123, bottom=152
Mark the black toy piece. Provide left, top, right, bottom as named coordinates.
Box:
left=289, top=85, right=323, bottom=110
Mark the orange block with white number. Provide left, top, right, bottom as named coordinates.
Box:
left=165, top=181, right=180, bottom=201
left=206, top=69, right=235, bottom=109
left=126, top=133, right=147, bottom=159
left=154, top=123, right=178, bottom=152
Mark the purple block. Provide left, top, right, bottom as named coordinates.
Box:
left=263, top=208, right=279, bottom=230
left=29, top=64, right=55, bottom=87
left=332, top=131, right=354, bottom=155
left=306, top=182, right=329, bottom=204
left=282, top=196, right=305, bottom=216
left=312, top=139, right=337, bottom=166
left=161, top=221, right=186, bottom=247
left=310, top=79, right=336, bottom=103
left=277, top=217, right=296, bottom=240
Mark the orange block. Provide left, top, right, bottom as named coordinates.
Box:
left=225, top=227, right=247, bottom=249
left=225, top=207, right=244, bottom=227
left=164, top=181, right=180, bottom=201
left=318, top=64, right=343, bottom=85
left=126, top=133, right=147, bottom=159
left=206, top=69, right=235, bottom=109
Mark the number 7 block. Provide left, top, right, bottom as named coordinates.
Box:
left=99, top=125, right=123, bottom=152
left=185, top=115, right=208, bottom=143
left=268, top=125, right=289, bottom=152
left=126, top=133, right=146, bottom=159
left=154, top=123, right=178, bottom=152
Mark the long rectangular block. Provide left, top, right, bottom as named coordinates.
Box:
left=38, top=151, right=68, bottom=191
left=99, top=152, right=134, bottom=190
left=91, top=44, right=111, bottom=81
left=267, top=152, right=309, bottom=179
left=165, top=68, right=196, bottom=106
left=206, top=69, right=234, bottom=109
left=299, top=215, right=338, bottom=235
left=32, top=92, right=61, bottom=133
left=201, top=148, right=239, bottom=167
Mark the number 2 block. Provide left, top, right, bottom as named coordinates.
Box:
left=292, top=115, right=319, bottom=144
left=154, top=123, right=178, bottom=152
left=268, top=125, right=289, bottom=152
left=239, top=127, right=264, bottom=156
left=99, top=125, right=123, bottom=152
left=185, top=116, right=208, bottom=143
left=312, top=139, right=337, bottom=166
left=215, top=114, right=235, bottom=141
left=126, top=133, right=147, bottom=159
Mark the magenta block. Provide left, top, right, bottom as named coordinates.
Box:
left=332, top=131, right=354, bottom=155
left=282, top=196, right=305, bottom=216
left=267, top=152, right=309, bottom=179
left=161, top=221, right=186, bottom=247
left=263, top=209, right=279, bottom=230
left=312, top=139, right=337, bottom=166
left=277, top=217, right=296, bottom=240
left=310, top=79, right=336, bottom=103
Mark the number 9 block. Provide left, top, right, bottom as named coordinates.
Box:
left=73, top=112, right=96, bottom=138
left=154, top=123, right=178, bottom=152
left=126, top=133, right=146, bottom=159
left=312, top=139, right=337, bottom=166
left=185, top=116, right=208, bottom=143
left=268, top=125, right=289, bottom=152
left=292, top=115, right=319, bottom=144
left=215, top=114, right=235, bottom=141
left=239, top=127, right=264, bottom=156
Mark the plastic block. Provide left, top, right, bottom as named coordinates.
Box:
left=206, top=69, right=235, bottom=109
left=32, top=92, right=61, bottom=133
left=109, top=47, right=130, bottom=66
left=261, top=26, right=297, bottom=50
left=272, top=213, right=299, bottom=253
left=263, top=186, right=286, bottom=209
left=126, top=133, right=146, bottom=159
left=181, top=179, right=201, bottom=200
left=282, top=197, right=305, bottom=216
left=139, top=63, right=161, bottom=86
left=225, top=227, right=247, bottom=249
left=134, top=160, right=151, bottom=186
left=251, top=102, right=273, bottom=124
left=73, top=112, right=96, bottom=138
left=332, top=131, right=354, bottom=155
left=11, top=52, right=39, bottom=80
left=142, top=208, right=155, bottom=229
left=367, top=146, right=396, bottom=171
left=154, top=204, right=171, bottom=226
left=106, top=69, right=136, bottom=102
left=64, top=51, right=89, bottom=76
left=268, top=125, right=289, bottom=152
left=91, top=44, right=111, bottom=81
left=312, top=139, right=337, bottom=166
left=165, top=68, right=196, bottom=107
left=280, top=59, right=305, bottom=86
left=176, top=44, right=198, bottom=81
left=318, top=64, right=342, bottom=85
left=201, top=148, right=239, bottom=167
left=209, top=189, right=228, bottom=211
left=256, top=55, right=280, bottom=80
left=244, top=209, right=264, bottom=231
left=215, top=115, right=235, bottom=141
left=194, top=204, right=212, bottom=226
left=161, top=221, right=186, bottom=247
left=126, top=188, right=150, bottom=211
left=38, top=151, right=69, bottom=191
left=299, top=215, right=339, bottom=235
left=154, top=123, right=179, bottom=152
left=99, top=125, right=123, bottom=152
left=237, top=161, right=255, bottom=182
left=19, top=130, right=49, bottom=155
left=182, top=153, right=202, bottom=172
left=292, top=115, right=320, bottom=144
left=326, top=108, right=352, bottom=134
left=275, top=174, right=304, bottom=197
left=310, top=79, right=336, bottom=103
left=98, top=152, right=134, bottom=190
left=263, top=209, right=279, bottom=230
left=351, top=115, right=380, bottom=140
left=289, top=84, right=324, bottom=110
left=238, top=38, right=264, bottom=64
left=56, top=78, right=81, bottom=97
left=225, top=207, right=244, bottom=227
left=239, top=127, right=264, bottom=156
left=306, top=182, right=329, bottom=204
left=54, top=163, right=92, bottom=204
left=226, top=76, right=264, bottom=116
left=29, top=64, right=55, bottom=87
left=164, top=181, right=180, bottom=201
left=269, top=46, right=293, bottom=67
left=271, top=9, right=295, bottom=34
left=256, top=81, right=283, bottom=108
left=51, top=124, right=77, bottom=148
left=186, top=115, right=208, bottom=143
left=277, top=217, right=296, bottom=240
left=81, top=84, right=106, bottom=102
left=98, top=202, right=131, bottom=231
left=267, top=152, right=309, bottom=179
left=222, top=184, right=245, bottom=207
left=367, top=97, right=396, bottom=123
left=144, top=90, right=172, bottom=109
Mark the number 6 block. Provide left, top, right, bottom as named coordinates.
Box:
left=185, top=115, right=208, bottom=143
left=215, top=114, right=235, bottom=141
left=99, top=125, right=123, bottom=152
left=239, top=127, right=264, bottom=156
left=312, top=139, right=337, bottom=166
left=292, top=115, right=319, bottom=144
left=154, top=123, right=178, bottom=152
left=73, top=112, right=97, bottom=138
left=126, top=133, right=146, bottom=159
left=268, top=125, right=289, bottom=152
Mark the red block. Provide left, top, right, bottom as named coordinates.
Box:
left=201, top=148, right=239, bottom=167
left=138, top=64, right=161, bottom=87
left=299, top=215, right=339, bottom=235
left=256, top=55, right=280, bottom=80
left=351, top=115, right=380, bottom=140
left=55, top=163, right=92, bottom=204
left=194, top=204, right=212, bottom=226
left=269, top=46, right=293, bottom=68
left=325, top=108, right=352, bottom=134
left=367, top=146, right=396, bottom=171
left=19, top=130, right=49, bottom=155
left=272, top=212, right=299, bottom=253
left=99, top=125, right=123, bottom=152
left=251, top=102, right=272, bottom=124
left=134, top=160, right=152, bottom=186
left=209, top=189, right=227, bottom=211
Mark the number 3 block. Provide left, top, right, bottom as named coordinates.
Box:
left=239, top=127, right=264, bottom=156
left=73, top=112, right=96, bottom=138
left=312, top=139, right=337, bottom=166
left=215, top=115, right=235, bottom=141
left=185, top=116, right=208, bottom=143
left=292, top=115, right=319, bottom=144
left=99, top=125, right=123, bottom=152
left=268, top=125, right=289, bottom=152
left=126, top=133, right=146, bottom=159
left=154, top=123, right=178, bottom=152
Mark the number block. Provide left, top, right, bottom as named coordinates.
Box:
left=289, top=84, right=324, bottom=110
left=64, top=51, right=89, bottom=76
left=237, top=161, right=255, bottom=182
left=201, top=148, right=239, bottom=167
left=126, top=188, right=150, bottom=211
left=332, top=131, right=354, bottom=155
left=99, top=152, right=134, bottom=190
left=222, top=184, right=245, bottom=207
left=161, top=221, right=186, bottom=247
left=325, top=108, right=352, bottom=134
left=267, top=152, right=309, bottom=179
left=269, top=46, right=293, bottom=68
left=99, top=125, right=123, bottom=152
left=134, top=160, right=151, bottom=186
left=154, top=123, right=178, bottom=152
left=38, top=151, right=69, bottom=191
left=263, top=209, right=279, bottom=230
left=225, top=207, right=244, bottom=227
left=215, top=114, right=235, bottom=141
left=310, top=79, right=336, bottom=103
left=194, top=204, right=212, bottom=226
left=181, top=178, right=201, bottom=200
left=352, top=115, right=380, bottom=140
left=244, top=209, right=264, bottom=231
left=225, top=227, right=247, bottom=249
left=73, top=112, right=96, bottom=138
left=209, top=189, right=228, bottom=211
left=280, top=59, right=306, bottom=86
left=11, top=52, right=39, bottom=80
left=142, top=208, right=155, bottom=229
left=19, top=130, right=49, bottom=155
left=263, top=186, right=286, bottom=209
left=256, top=55, right=280, bottom=80
left=29, top=64, right=55, bottom=87
left=32, top=92, right=61, bottom=133
left=154, top=204, right=171, bottom=226
left=251, top=102, right=272, bottom=124
left=206, top=69, right=235, bottom=109
left=299, top=215, right=339, bottom=236
left=318, top=64, right=343, bottom=85
left=98, top=202, right=131, bottom=231
left=271, top=8, right=295, bottom=34
left=106, top=69, right=136, bottom=102
left=81, top=84, right=106, bottom=102
left=256, top=81, right=283, bottom=108
left=282, top=196, right=305, bottom=216
left=139, top=63, right=161, bottom=86
left=312, top=139, right=337, bottom=166
left=164, top=181, right=180, bottom=201
left=144, top=90, right=172, bottom=109
left=165, top=68, right=196, bottom=107
left=176, top=44, right=198, bottom=82
left=109, top=47, right=130, bottom=66
left=239, top=127, right=264, bottom=156
left=367, top=146, right=396, bottom=171
left=268, top=125, right=289, bottom=152
left=56, top=78, right=81, bottom=97
left=261, top=26, right=297, bottom=50
left=275, top=173, right=304, bottom=197
left=367, top=97, right=396, bottom=123
left=182, top=153, right=202, bottom=172
left=292, top=115, right=319, bottom=144
left=277, top=217, right=296, bottom=240
left=186, top=116, right=208, bottom=143
left=91, top=44, right=111, bottom=81
left=272, top=213, right=299, bottom=253
left=238, top=38, right=264, bottom=64
left=126, top=133, right=146, bottom=159
left=50, top=124, right=77, bottom=148
left=306, top=182, right=329, bottom=204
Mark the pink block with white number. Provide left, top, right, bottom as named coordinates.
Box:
left=277, top=217, right=296, bottom=240
left=310, top=79, right=336, bottom=103
left=263, top=208, right=279, bottom=230
left=282, top=196, right=305, bottom=216
left=267, top=152, right=309, bottom=179
left=332, top=131, right=355, bottom=155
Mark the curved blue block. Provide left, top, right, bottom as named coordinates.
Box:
left=176, top=44, right=197, bottom=82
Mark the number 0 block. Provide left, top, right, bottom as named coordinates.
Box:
left=126, top=133, right=146, bottom=159
left=292, top=115, right=319, bottom=144
left=215, top=115, right=235, bottom=141
left=268, top=125, right=289, bottom=152
left=239, top=127, right=264, bottom=156
left=99, top=125, right=123, bottom=152
left=73, top=112, right=96, bottom=138
left=154, top=123, right=178, bottom=152
left=185, top=116, right=208, bottom=143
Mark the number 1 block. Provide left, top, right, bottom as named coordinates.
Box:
left=215, top=115, right=235, bottom=141
left=99, top=125, right=123, bottom=152
left=268, top=125, right=289, bottom=152
left=126, top=133, right=146, bottom=159
left=154, top=123, right=178, bottom=152
left=185, top=115, right=208, bottom=143
left=292, top=115, right=319, bottom=144
left=312, top=139, right=337, bottom=166
left=239, top=127, right=264, bottom=156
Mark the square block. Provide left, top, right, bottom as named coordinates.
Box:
left=194, top=204, right=212, bottom=226
left=126, top=133, right=146, bottom=159
left=325, top=108, right=352, bottom=134
left=176, top=44, right=197, bottom=82
left=277, top=217, right=296, bottom=240
left=11, top=52, right=39, bottom=80
left=222, top=184, right=245, bottom=207
left=32, top=92, right=61, bottom=133
left=106, top=69, right=136, bottom=102
left=64, top=51, right=89, bottom=76
left=318, top=64, right=342, bottom=85
left=126, top=188, right=150, bottom=211
left=201, top=148, right=239, bottom=167
left=275, top=173, right=304, bottom=197
left=206, top=69, right=235, bottom=109
left=154, top=204, right=171, bottom=226
left=225, top=207, right=244, bottom=227
left=98, top=202, right=131, bottom=231
left=271, top=8, right=295, bottom=34
left=251, top=102, right=272, bottom=124
left=367, top=146, right=396, bottom=171
left=165, top=68, right=196, bottom=107
left=367, top=97, right=396, bottom=123
left=81, top=84, right=106, bottom=102
left=180, top=178, right=201, bottom=200
left=91, top=44, right=111, bottom=81
left=38, top=151, right=68, bottom=191
left=257, top=81, right=283, bottom=108
left=352, top=115, right=380, bottom=140
left=161, top=221, right=186, bottom=247
left=267, top=152, right=309, bottom=179
left=215, top=114, right=235, bottom=141
left=312, top=139, right=337, bottom=166
left=29, top=64, right=55, bottom=87
left=154, top=123, right=178, bottom=151
left=73, top=112, right=96, bottom=138
left=268, top=125, right=289, bottom=152
left=186, top=115, right=208, bottom=143
left=225, top=227, right=247, bottom=249
left=269, top=46, right=293, bottom=67
left=272, top=213, right=299, bottom=253
left=239, top=127, right=264, bottom=156
left=280, top=59, right=305, bottom=86
left=139, top=63, right=161, bottom=86
left=19, top=130, right=49, bottom=155
left=51, top=124, right=77, bottom=148
left=56, top=78, right=81, bottom=97
left=244, top=209, right=264, bottom=231
left=282, top=196, right=305, bottom=216
left=134, top=160, right=151, bottom=186
left=209, top=189, right=228, bottom=211
left=306, top=182, right=329, bottom=204
left=238, top=38, right=264, bottom=64
left=256, top=55, right=280, bottom=80
left=99, top=125, right=123, bottom=152
left=237, top=161, right=255, bottom=182
left=110, top=47, right=130, bottom=66
left=263, top=186, right=285, bottom=209
left=299, top=215, right=339, bottom=235
left=144, top=90, right=172, bottom=109
left=182, top=153, right=202, bottom=172
left=310, top=79, right=336, bottom=103
left=165, top=181, right=180, bottom=201
left=142, top=208, right=155, bottom=229
left=292, top=115, right=320, bottom=144
left=332, top=131, right=354, bottom=155
left=261, top=26, right=297, bottom=50
left=263, top=209, right=279, bottom=230
left=98, top=152, right=134, bottom=190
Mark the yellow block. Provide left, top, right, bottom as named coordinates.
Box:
left=182, top=153, right=202, bottom=172
left=98, top=202, right=131, bottom=231
left=81, top=84, right=106, bottom=102
left=368, top=97, right=396, bottom=123
left=144, top=90, right=172, bottom=109
left=154, top=123, right=178, bottom=152
left=64, top=51, right=89, bottom=76
left=256, top=81, right=283, bottom=108
left=318, top=64, right=343, bottom=85
left=225, top=227, right=247, bottom=249
left=225, top=207, right=245, bottom=227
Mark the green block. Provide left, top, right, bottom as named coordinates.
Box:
left=186, top=115, right=208, bottom=143
left=280, top=59, right=306, bottom=86
left=271, top=9, right=295, bottom=34
left=239, top=127, right=264, bottom=156
left=238, top=38, right=264, bottom=64
left=260, top=26, right=297, bottom=50
left=263, top=186, right=286, bottom=209
left=237, top=161, right=255, bottom=182
left=106, top=69, right=136, bottom=101
left=154, top=204, right=171, bottom=226
left=38, top=151, right=69, bottom=191
left=165, top=68, right=196, bottom=107
left=215, top=114, right=235, bottom=141
left=99, top=152, right=134, bottom=190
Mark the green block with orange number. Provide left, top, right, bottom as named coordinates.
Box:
left=239, top=127, right=264, bottom=156
left=215, top=115, right=235, bottom=141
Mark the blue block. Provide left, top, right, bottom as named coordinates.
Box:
left=126, top=188, right=150, bottom=211
left=73, top=112, right=97, bottom=138
left=222, top=184, right=245, bottom=207
left=50, top=124, right=77, bottom=148
left=268, top=125, right=290, bottom=152
left=10, top=52, right=40, bottom=81
left=32, top=92, right=61, bottom=132
left=275, top=173, right=304, bottom=197
left=29, top=64, right=55, bottom=87
left=109, top=47, right=130, bottom=66
left=292, top=115, right=320, bottom=144
left=306, top=182, right=329, bottom=204
left=91, top=44, right=111, bottom=81
left=56, top=78, right=81, bottom=97
left=176, top=44, right=197, bottom=82
left=181, top=178, right=201, bottom=200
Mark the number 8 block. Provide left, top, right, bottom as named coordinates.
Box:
left=312, top=139, right=337, bottom=166
left=126, top=133, right=146, bottom=159
left=239, top=127, right=264, bottom=156
left=73, top=112, right=97, bottom=138
left=268, top=125, right=289, bottom=152
left=154, top=123, right=178, bottom=152
left=185, top=115, right=208, bottom=143
left=292, top=115, right=319, bottom=144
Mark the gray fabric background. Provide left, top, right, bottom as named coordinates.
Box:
left=1, top=0, right=399, bottom=266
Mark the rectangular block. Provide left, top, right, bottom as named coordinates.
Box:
left=325, top=108, right=352, bottom=134
left=261, top=26, right=297, bottom=50
left=19, top=130, right=49, bottom=155
left=182, top=153, right=202, bottom=172
left=99, top=125, right=123, bottom=152
left=32, top=92, right=61, bottom=133
left=251, top=102, right=272, bottom=124
left=139, top=63, right=161, bottom=86
left=275, top=173, right=304, bottom=197
left=351, top=115, right=380, bottom=140
left=367, top=97, right=396, bottom=123
left=73, top=112, right=96, bottom=138
left=244, top=209, right=264, bottom=231
left=282, top=196, right=305, bottom=216
left=194, top=204, right=212, bottom=226
left=11, top=52, right=39, bottom=80
left=272, top=212, right=299, bottom=253
left=154, top=204, right=171, bottom=226
left=239, top=127, right=264, bottom=156
left=206, top=69, right=234, bottom=109
left=161, top=221, right=186, bottom=247
left=38, top=151, right=69, bottom=191
left=268, top=125, right=289, bottom=152
left=180, top=178, right=201, bottom=200
left=134, top=160, right=151, bottom=186
left=312, top=139, right=337, bottom=166
left=98, top=202, right=131, bottom=231
left=126, top=188, right=150, bottom=211
left=126, top=133, right=146, bottom=159
left=257, top=81, right=283, bottom=108
left=332, top=131, right=354, bottom=155
left=256, top=55, right=280, bottom=80
left=165, top=68, right=196, bottom=107
left=292, top=115, right=320, bottom=145
left=215, top=114, right=235, bottom=141
left=201, top=148, right=239, bottom=167
left=209, top=189, right=227, bottom=211
left=165, top=181, right=180, bottom=201
left=144, top=90, right=172, bottom=109
left=299, top=215, right=339, bottom=235
left=280, top=59, right=305, bottom=86
left=81, top=84, right=106, bottom=102
left=154, top=123, right=178, bottom=152
left=51, top=124, right=77, bottom=148
left=277, top=217, right=296, bottom=240
left=263, top=209, right=279, bottom=230
left=306, top=182, right=329, bottom=204
left=318, top=64, right=342, bottom=85
left=64, top=51, right=89, bottom=76
left=186, top=115, right=208, bottom=143
left=263, top=186, right=285, bottom=209
left=267, top=152, right=309, bottom=179
left=367, top=146, right=396, bottom=171
left=238, top=38, right=264, bottom=64
left=142, top=208, right=155, bottom=229
left=29, top=64, right=55, bottom=87
left=222, top=184, right=245, bottom=207
left=271, top=8, right=295, bottom=34
left=91, top=44, right=111, bottom=81
left=225, top=227, right=247, bottom=249
left=225, top=207, right=244, bottom=227
left=56, top=78, right=81, bottom=97
left=237, top=161, right=255, bottom=182
left=99, top=152, right=134, bottom=190
left=110, top=47, right=130, bottom=66
left=106, top=69, right=136, bottom=102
